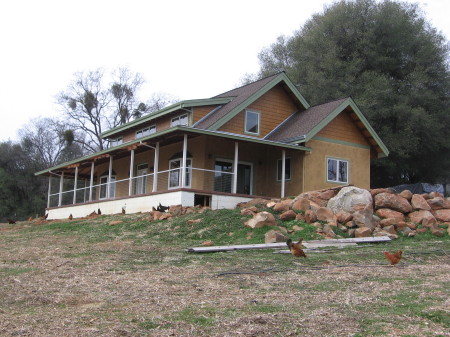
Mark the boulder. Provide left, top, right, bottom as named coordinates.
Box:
left=169, top=204, right=183, bottom=216
left=327, top=186, right=373, bottom=214
left=187, top=218, right=202, bottom=225
left=279, top=210, right=296, bottom=221
left=380, top=218, right=401, bottom=228
left=296, top=190, right=331, bottom=207
left=399, top=190, right=413, bottom=201
left=159, top=213, right=173, bottom=220
left=239, top=198, right=269, bottom=208
left=408, top=210, right=436, bottom=225
left=429, top=192, right=444, bottom=199
left=411, top=194, right=431, bottom=211
left=355, top=227, right=372, bottom=238
left=202, top=240, right=213, bottom=246
left=427, top=197, right=450, bottom=210
left=273, top=201, right=290, bottom=213
left=374, top=193, right=412, bottom=213
left=375, top=208, right=405, bottom=222
left=295, top=213, right=306, bottom=222
left=352, top=206, right=378, bottom=230
left=322, top=223, right=336, bottom=238
left=291, top=197, right=310, bottom=211
left=292, top=225, right=304, bottom=232
left=336, top=210, right=353, bottom=224
left=264, top=229, right=288, bottom=243
left=245, top=211, right=277, bottom=229
left=383, top=225, right=398, bottom=235
left=434, top=209, right=450, bottom=222
left=370, top=188, right=394, bottom=197
left=304, top=210, right=317, bottom=224
left=316, top=207, right=335, bottom=222
left=240, top=207, right=257, bottom=216
left=431, top=226, right=445, bottom=237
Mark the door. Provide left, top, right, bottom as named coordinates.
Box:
left=136, top=164, right=148, bottom=195
left=214, top=160, right=252, bottom=195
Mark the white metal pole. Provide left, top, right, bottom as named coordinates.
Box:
left=58, top=172, right=64, bottom=207
left=89, top=162, right=94, bottom=202
left=232, top=142, right=239, bottom=194
left=73, top=166, right=78, bottom=204
left=153, top=142, right=159, bottom=192
left=129, top=149, right=135, bottom=196
left=181, top=134, right=187, bottom=188
left=107, top=155, right=113, bottom=199
left=281, top=150, right=286, bottom=198
left=47, top=176, right=52, bottom=208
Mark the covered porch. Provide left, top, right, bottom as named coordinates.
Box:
left=38, top=127, right=310, bottom=219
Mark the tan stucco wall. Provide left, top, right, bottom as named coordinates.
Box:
left=303, top=139, right=371, bottom=191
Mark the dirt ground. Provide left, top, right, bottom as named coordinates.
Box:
left=0, top=220, right=449, bottom=337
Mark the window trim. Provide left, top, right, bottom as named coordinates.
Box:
left=244, top=110, right=260, bottom=135
left=326, top=157, right=349, bottom=184
left=136, top=125, right=156, bottom=138
left=171, top=114, right=188, bottom=127
left=168, top=157, right=192, bottom=189
left=276, top=157, right=292, bottom=181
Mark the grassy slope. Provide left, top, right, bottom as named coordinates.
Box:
left=0, top=208, right=449, bottom=337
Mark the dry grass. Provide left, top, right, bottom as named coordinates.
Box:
left=0, top=213, right=449, bottom=337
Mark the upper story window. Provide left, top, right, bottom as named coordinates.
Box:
left=109, top=136, right=123, bottom=147
left=171, top=114, right=188, bottom=127
left=276, top=157, right=292, bottom=181
left=136, top=125, right=156, bottom=138
left=245, top=110, right=260, bottom=135
left=327, top=158, right=349, bottom=184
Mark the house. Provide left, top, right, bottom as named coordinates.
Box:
left=36, top=72, right=388, bottom=219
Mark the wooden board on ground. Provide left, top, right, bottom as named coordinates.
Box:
left=187, top=236, right=390, bottom=253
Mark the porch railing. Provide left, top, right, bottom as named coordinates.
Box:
left=47, top=167, right=235, bottom=208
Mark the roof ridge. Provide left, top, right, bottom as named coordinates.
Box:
left=212, top=71, right=283, bottom=98
left=309, top=97, right=349, bottom=108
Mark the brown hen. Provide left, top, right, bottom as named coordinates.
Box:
left=384, top=250, right=402, bottom=266
left=286, top=238, right=307, bottom=258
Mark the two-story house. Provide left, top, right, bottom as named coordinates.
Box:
left=36, top=72, right=388, bottom=219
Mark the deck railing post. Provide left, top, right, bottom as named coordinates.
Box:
left=73, top=166, right=78, bottom=204
left=281, top=150, right=286, bottom=198
left=89, top=162, right=94, bottom=202
left=181, top=134, right=187, bottom=188
left=153, top=142, right=159, bottom=192
left=58, top=172, right=64, bottom=207
left=129, top=149, right=135, bottom=196
left=47, top=176, right=52, bottom=208
left=232, top=142, right=238, bottom=194
left=107, top=155, right=113, bottom=199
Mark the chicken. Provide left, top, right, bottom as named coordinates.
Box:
left=7, top=218, right=16, bottom=224
left=98, top=208, right=101, bottom=215
left=384, top=250, right=402, bottom=266
left=286, top=238, right=307, bottom=258
left=156, top=203, right=169, bottom=212
left=28, top=216, right=33, bottom=222
left=69, top=214, right=73, bottom=220
left=122, top=207, right=126, bottom=214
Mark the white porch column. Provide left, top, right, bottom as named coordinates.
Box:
left=58, top=172, right=64, bottom=207
left=47, top=176, right=52, bottom=208
left=107, top=155, right=113, bottom=199
left=129, top=149, right=135, bottom=196
left=181, top=134, right=187, bottom=188
left=73, top=166, right=78, bottom=204
left=232, top=142, right=239, bottom=194
left=281, top=149, right=286, bottom=198
left=153, top=142, right=159, bottom=192
left=89, top=162, right=94, bottom=202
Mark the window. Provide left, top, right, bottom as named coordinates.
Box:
left=110, top=137, right=123, bottom=147
left=214, top=159, right=253, bottom=195
left=99, top=175, right=116, bottom=199
left=171, top=114, right=188, bottom=127
left=327, top=158, right=349, bottom=183
left=276, top=157, right=292, bottom=181
left=245, top=110, right=260, bottom=134
left=169, top=158, right=192, bottom=188
left=136, top=163, right=149, bottom=194
left=136, top=125, right=156, bottom=138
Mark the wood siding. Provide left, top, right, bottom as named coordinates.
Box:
left=192, top=105, right=219, bottom=124
left=316, top=111, right=369, bottom=146
left=218, top=84, right=299, bottom=138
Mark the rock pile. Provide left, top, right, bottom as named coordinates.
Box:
left=239, top=186, right=450, bottom=241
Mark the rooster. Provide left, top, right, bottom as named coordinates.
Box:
left=156, top=203, right=169, bottom=212
left=384, top=250, right=403, bottom=266
left=286, top=238, right=307, bottom=258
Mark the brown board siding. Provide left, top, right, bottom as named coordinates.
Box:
left=316, top=111, right=369, bottom=145
left=193, top=105, right=219, bottom=124
left=218, top=84, right=298, bottom=137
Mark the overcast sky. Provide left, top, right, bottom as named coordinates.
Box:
left=0, top=0, right=448, bottom=142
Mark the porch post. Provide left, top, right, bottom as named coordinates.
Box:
left=129, top=149, right=135, bottom=196
left=181, top=134, right=187, bottom=188
left=232, top=142, right=239, bottom=194
left=47, top=176, right=52, bottom=208
left=58, top=172, right=64, bottom=207
left=89, top=162, right=94, bottom=202
left=73, top=166, right=78, bottom=204
left=281, top=149, right=286, bottom=198
left=153, top=142, right=159, bottom=192
left=107, top=155, right=113, bottom=199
